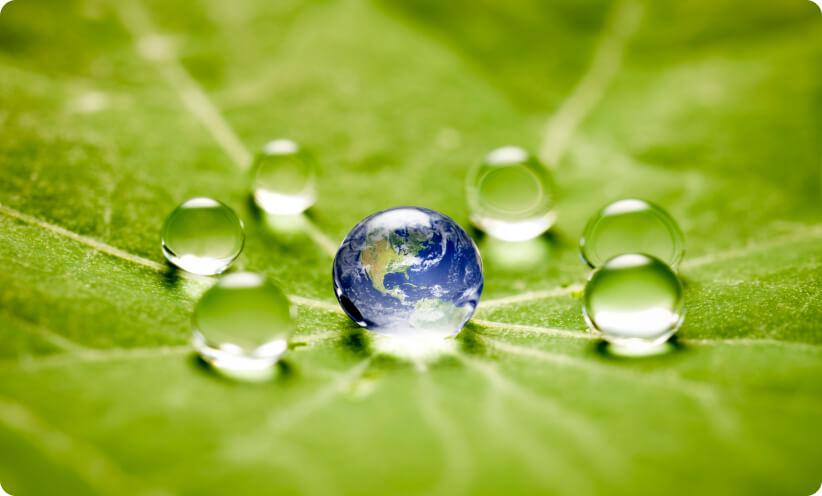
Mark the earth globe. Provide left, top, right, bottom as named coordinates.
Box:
left=333, top=207, right=483, bottom=339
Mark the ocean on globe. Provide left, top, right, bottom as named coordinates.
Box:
left=333, top=207, right=483, bottom=338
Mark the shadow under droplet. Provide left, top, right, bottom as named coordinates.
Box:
left=481, top=236, right=553, bottom=271
left=593, top=336, right=684, bottom=359
left=160, top=263, right=182, bottom=290
left=275, top=358, right=297, bottom=381
left=456, top=324, right=488, bottom=357
left=340, top=326, right=373, bottom=357
left=247, top=194, right=319, bottom=246
left=159, top=261, right=214, bottom=300
left=678, top=274, right=694, bottom=290
left=244, top=194, right=262, bottom=221
left=189, top=353, right=293, bottom=384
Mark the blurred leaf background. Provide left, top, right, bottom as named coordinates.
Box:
left=0, top=0, right=820, bottom=494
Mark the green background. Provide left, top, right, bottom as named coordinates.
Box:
left=0, top=0, right=820, bottom=494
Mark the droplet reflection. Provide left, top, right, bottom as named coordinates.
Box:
left=480, top=236, right=552, bottom=272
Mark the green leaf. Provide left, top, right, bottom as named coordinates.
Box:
left=0, top=0, right=820, bottom=494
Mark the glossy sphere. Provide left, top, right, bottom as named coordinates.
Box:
left=193, top=272, right=294, bottom=379
left=583, top=254, right=685, bottom=349
left=252, top=139, right=316, bottom=215
left=580, top=199, right=684, bottom=269
left=161, top=197, right=244, bottom=275
left=333, top=207, right=483, bottom=338
left=467, top=146, right=556, bottom=241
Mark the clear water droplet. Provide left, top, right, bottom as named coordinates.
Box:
left=252, top=139, right=316, bottom=215
left=580, top=198, right=684, bottom=269
left=161, top=197, right=244, bottom=275
left=467, top=146, right=556, bottom=242
left=583, top=253, right=684, bottom=350
left=193, top=272, right=294, bottom=381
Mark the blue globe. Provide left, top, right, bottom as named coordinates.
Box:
left=333, top=207, right=483, bottom=337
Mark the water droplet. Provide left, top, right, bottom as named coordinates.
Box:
left=252, top=139, right=316, bottom=215
left=193, top=272, right=294, bottom=381
left=161, top=197, right=244, bottom=275
left=583, top=253, right=684, bottom=351
left=467, top=146, right=556, bottom=241
left=580, top=198, right=684, bottom=269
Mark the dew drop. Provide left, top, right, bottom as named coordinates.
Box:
left=467, top=146, right=556, bottom=241
left=161, top=197, right=244, bottom=275
left=580, top=198, right=684, bottom=269
left=252, top=139, right=316, bottom=215
left=192, top=272, right=294, bottom=381
left=583, top=253, right=684, bottom=351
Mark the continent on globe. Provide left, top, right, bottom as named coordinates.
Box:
left=333, top=207, right=483, bottom=338
left=359, top=230, right=431, bottom=301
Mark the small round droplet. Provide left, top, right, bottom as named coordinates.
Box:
left=193, top=272, right=294, bottom=380
left=583, top=253, right=684, bottom=350
left=467, top=146, right=556, bottom=242
left=580, top=198, right=684, bottom=269
left=252, top=139, right=316, bottom=215
left=161, top=197, right=244, bottom=275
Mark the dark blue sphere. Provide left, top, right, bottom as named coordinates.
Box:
left=333, top=207, right=483, bottom=337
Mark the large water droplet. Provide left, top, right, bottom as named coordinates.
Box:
left=467, top=146, right=556, bottom=241
left=583, top=253, right=684, bottom=351
left=193, top=272, right=294, bottom=380
left=580, top=199, right=684, bottom=269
